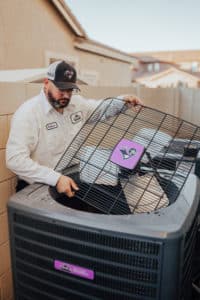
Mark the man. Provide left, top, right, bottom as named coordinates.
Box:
left=6, top=60, right=142, bottom=198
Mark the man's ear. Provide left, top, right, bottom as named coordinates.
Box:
left=44, top=78, right=49, bottom=85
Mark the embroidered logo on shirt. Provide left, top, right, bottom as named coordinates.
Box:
left=46, top=122, right=58, bottom=130
left=70, top=111, right=83, bottom=124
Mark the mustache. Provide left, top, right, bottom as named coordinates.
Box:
left=58, top=98, right=70, bottom=102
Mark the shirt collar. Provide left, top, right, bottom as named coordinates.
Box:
left=40, top=89, right=54, bottom=115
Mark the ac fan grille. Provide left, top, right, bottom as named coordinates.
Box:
left=53, top=102, right=200, bottom=215
left=13, top=213, right=162, bottom=299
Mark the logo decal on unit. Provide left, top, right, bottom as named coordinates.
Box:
left=46, top=122, right=58, bottom=130
left=70, top=111, right=83, bottom=124
left=110, top=138, right=145, bottom=170
left=54, top=260, right=95, bottom=280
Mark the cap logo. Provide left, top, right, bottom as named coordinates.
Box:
left=64, top=70, right=74, bottom=80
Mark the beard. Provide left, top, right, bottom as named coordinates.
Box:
left=47, top=90, right=71, bottom=109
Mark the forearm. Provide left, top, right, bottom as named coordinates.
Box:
left=6, top=152, right=61, bottom=186
left=88, top=97, right=125, bottom=123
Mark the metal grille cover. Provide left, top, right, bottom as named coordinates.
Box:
left=51, top=98, right=200, bottom=214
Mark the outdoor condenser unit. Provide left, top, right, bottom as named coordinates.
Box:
left=8, top=99, right=200, bottom=300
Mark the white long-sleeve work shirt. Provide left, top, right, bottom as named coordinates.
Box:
left=6, top=90, right=125, bottom=186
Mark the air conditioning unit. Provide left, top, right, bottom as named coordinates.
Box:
left=8, top=99, right=200, bottom=300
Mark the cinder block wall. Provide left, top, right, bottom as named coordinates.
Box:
left=0, top=98, right=17, bottom=299
left=0, top=82, right=42, bottom=300
left=0, top=116, right=15, bottom=300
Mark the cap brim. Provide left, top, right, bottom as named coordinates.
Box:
left=53, top=81, right=80, bottom=91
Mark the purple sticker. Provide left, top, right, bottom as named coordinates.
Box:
left=110, top=138, right=145, bottom=169
left=54, top=260, right=94, bottom=280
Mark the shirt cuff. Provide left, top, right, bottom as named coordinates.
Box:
left=45, top=170, right=61, bottom=186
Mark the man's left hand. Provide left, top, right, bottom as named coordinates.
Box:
left=123, top=95, right=143, bottom=111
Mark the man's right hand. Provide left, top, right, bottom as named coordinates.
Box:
left=56, top=175, right=79, bottom=198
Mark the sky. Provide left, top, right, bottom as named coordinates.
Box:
left=65, top=0, right=200, bottom=53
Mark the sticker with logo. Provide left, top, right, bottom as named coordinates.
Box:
left=46, top=122, right=58, bottom=130
left=70, top=111, right=83, bottom=124
left=110, top=138, right=145, bottom=169
left=54, top=259, right=95, bottom=280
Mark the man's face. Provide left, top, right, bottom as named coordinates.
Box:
left=45, top=80, right=73, bottom=109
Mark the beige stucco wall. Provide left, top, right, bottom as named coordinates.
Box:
left=0, top=0, right=75, bottom=69
left=77, top=50, right=132, bottom=86
left=0, top=0, right=133, bottom=87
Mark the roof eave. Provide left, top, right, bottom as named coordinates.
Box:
left=74, top=38, right=136, bottom=63
left=50, top=0, right=87, bottom=38
left=135, top=67, right=200, bottom=82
